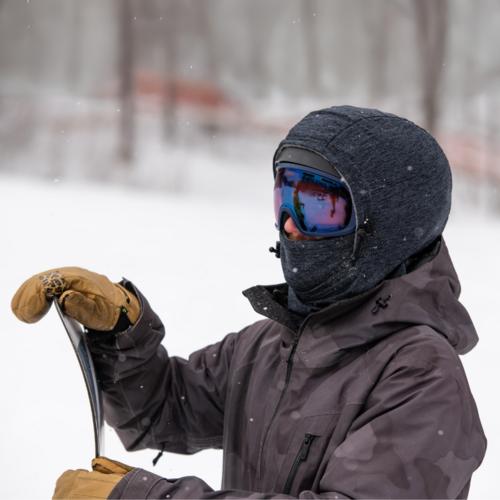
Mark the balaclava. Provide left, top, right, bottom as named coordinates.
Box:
left=274, top=105, right=452, bottom=313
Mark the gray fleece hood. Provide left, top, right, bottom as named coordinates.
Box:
left=274, top=105, right=452, bottom=306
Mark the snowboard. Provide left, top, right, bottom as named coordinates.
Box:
left=54, top=301, right=104, bottom=457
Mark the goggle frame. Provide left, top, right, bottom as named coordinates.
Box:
left=274, top=162, right=357, bottom=238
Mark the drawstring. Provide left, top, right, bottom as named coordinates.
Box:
left=351, top=217, right=372, bottom=262
left=152, top=444, right=165, bottom=466
left=269, top=241, right=281, bottom=258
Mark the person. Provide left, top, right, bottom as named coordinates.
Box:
left=12, top=105, right=487, bottom=499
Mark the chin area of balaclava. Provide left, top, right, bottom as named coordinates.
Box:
left=275, top=105, right=452, bottom=315
left=279, top=229, right=358, bottom=314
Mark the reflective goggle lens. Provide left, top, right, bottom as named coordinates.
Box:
left=274, top=164, right=354, bottom=236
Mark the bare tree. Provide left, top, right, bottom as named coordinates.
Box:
left=247, top=1, right=271, bottom=98
left=301, top=0, right=321, bottom=95
left=117, top=0, right=135, bottom=164
left=413, top=0, right=449, bottom=133
left=162, top=0, right=178, bottom=140
left=67, top=3, right=82, bottom=92
left=193, top=0, right=220, bottom=133
left=363, top=1, right=391, bottom=101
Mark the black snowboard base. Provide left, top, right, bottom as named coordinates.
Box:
left=54, top=301, right=104, bottom=457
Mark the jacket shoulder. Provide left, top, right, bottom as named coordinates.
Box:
left=237, top=318, right=285, bottom=340
left=386, top=325, right=464, bottom=372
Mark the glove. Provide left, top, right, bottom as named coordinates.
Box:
left=53, top=456, right=133, bottom=499
left=11, top=267, right=140, bottom=331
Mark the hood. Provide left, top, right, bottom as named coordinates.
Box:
left=272, top=105, right=452, bottom=301
left=244, top=238, right=478, bottom=367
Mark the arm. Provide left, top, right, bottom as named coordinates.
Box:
left=87, top=280, right=237, bottom=455
left=109, top=471, right=340, bottom=499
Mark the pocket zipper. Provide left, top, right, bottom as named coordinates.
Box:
left=283, top=433, right=317, bottom=494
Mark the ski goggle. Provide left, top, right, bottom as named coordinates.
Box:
left=273, top=162, right=356, bottom=237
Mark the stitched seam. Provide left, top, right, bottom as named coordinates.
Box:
left=324, top=114, right=397, bottom=150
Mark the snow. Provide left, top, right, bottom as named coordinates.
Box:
left=0, top=171, right=498, bottom=499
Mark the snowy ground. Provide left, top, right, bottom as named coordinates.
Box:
left=0, top=170, right=498, bottom=499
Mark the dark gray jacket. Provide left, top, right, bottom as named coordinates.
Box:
left=88, top=240, right=486, bottom=499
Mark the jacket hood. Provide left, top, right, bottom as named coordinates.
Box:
left=244, top=238, right=478, bottom=367
left=272, top=105, right=452, bottom=301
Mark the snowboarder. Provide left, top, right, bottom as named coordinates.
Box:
left=12, top=105, right=486, bottom=499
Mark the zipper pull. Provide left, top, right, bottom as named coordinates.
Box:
left=282, top=433, right=317, bottom=495
left=299, top=433, right=315, bottom=461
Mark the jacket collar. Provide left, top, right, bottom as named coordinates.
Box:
left=243, top=239, right=478, bottom=368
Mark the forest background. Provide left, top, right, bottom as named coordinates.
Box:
left=0, top=1, right=499, bottom=498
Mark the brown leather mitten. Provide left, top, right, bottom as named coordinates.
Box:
left=52, top=456, right=133, bottom=499
left=11, top=267, right=140, bottom=331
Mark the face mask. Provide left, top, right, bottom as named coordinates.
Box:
left=279, top=231, right=359, bottom=312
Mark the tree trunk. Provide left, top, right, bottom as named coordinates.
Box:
left=247, top=1, right=269, bottom=98
left=67, top=3, right=82, bottom=92
left=194, top=0, right=220, bottom=133
left=162, top=0, right=178, bottom=140
left=414, top=0, right=448, bottom=134
left=363, top=1, right=390, bottom=101
left=117, top=0, right=135, bottom=164
left=301, top=0, right=321, bottom=95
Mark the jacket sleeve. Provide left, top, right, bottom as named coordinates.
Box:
left=108, top=470, right=341, bottom=499
left=87, top=280, right=237, bottom=454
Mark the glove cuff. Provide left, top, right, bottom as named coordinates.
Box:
left=115, top=283, right=140, bottom=325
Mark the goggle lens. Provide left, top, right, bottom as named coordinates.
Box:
left=274, top=164, right=354, bottom=236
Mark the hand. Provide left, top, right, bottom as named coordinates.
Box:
left=53, top=456, right=133, bottom=499
left=11, top=267, right=140, bottom=331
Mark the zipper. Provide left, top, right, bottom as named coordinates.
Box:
left=258, top=336, right=299, bottom=479
left=283, top=433, right=317, bottom=495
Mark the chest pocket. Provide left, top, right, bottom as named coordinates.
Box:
left=275, top=412, right=341, bottom=496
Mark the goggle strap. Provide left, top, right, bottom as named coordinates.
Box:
left=274, top=147, right=341, bottom=178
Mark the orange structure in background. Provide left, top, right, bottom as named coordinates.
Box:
left=440, top=134, right=500, bottom=185
left=134, top=72, right=234, bottom=110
